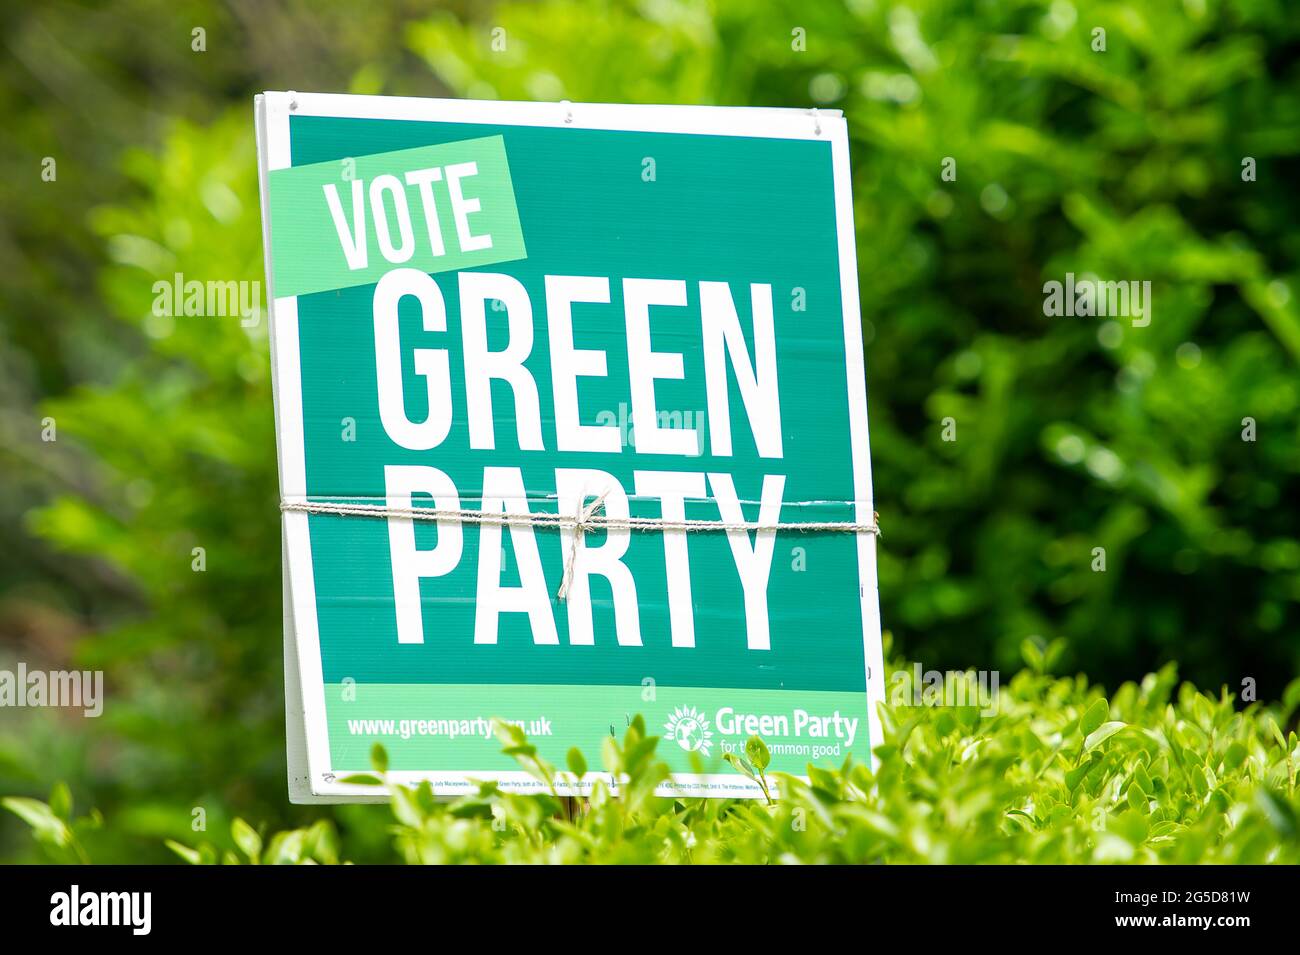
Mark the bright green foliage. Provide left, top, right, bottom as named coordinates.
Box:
left=161, top=816, right=341, bottom=866
left=10, top=661, right=1299, bottom=864
left=1, top=783, right=100, bottom=865
left=722, top=736, right=775, bottom=805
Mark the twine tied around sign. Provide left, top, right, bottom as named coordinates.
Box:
left=279, top=496, right=881, bottom=602
left=556, top=488, right=611, bottom=601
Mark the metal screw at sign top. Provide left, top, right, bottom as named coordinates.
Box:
left=561, top=100, right=573, bottom=124
left=289, top=91, right=299, bottom=112
left=810, top=107, right=821, bottom=136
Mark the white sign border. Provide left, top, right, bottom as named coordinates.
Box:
left=255, top=91, right=885, bottom=802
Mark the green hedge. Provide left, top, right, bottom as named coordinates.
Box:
left=10, top=657, right=1299, bottom=864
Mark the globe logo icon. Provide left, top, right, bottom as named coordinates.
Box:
left=664, top=706, right=713, bottom=755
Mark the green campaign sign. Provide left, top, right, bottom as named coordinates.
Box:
left=256, top=92, right=884, bottom=801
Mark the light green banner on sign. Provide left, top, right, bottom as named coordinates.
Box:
left=267, top=136, right=526, bottom=298
left=325, top=683, right=871, bottom=774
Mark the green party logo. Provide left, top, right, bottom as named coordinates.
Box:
left=664, top=705, right=714, bottom=755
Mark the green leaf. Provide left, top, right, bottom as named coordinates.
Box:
left=415, top=780, right=437, bottom=815
left=1042, top=639, right=1068, bottom=673
left=48, top=783, right=73, bottom=822
left=1080, top=698, right=1109, bottom=737
left=337, top=773, right=383, bottom=786
left=390, top=786, right=424, bottom=828
left=1084, top=721, right=1127, bottom=752
left=1066, top=755, right=1100, bottom=790
left=1282, top=678, right=1300, bottom=721
left=1268, top=717, right=1287, bottom=751
left=1127, top=784, right=1147, bottom=812
left=305, top=820, right=340, bottom=865
left=493, top=718, right=528, bottom=748
left=1, top=797, right=70, bottom=846
left=231, top=818, right=262, bottom=862
left=806, top=765, right=840, bottom=797
left=370, top=743, right=389, bottom=774
left=1020, top=638, right=1044, bottom=672
left=1133, top=763, right=1152, bottom=795
left=566, top=747, right=587, bottom=779
left=1223, top=741, right=1248, bottom=771
left=274, top=832, right=304, bottom=863
left=601, top=736, right=620, bottom=776
left=745, top=735, right=771, bottom=772
left=164, top=839, right=203, bottom=865
left=722, top=752, right=757, bottom=783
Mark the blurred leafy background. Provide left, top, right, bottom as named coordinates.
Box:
left=0, top=0, right=1297, bottom=862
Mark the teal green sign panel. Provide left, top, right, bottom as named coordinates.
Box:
left=258, top=93, right=883, bottom=800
